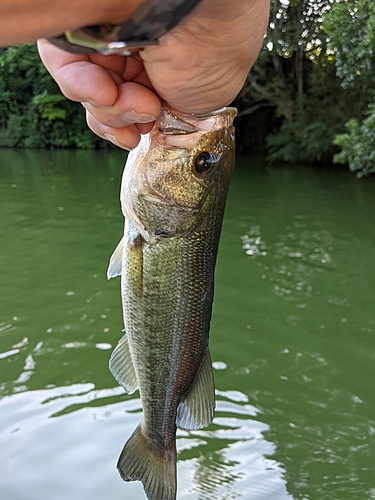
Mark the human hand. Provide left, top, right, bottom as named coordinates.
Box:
left=38, top=0, right=269, bottom=150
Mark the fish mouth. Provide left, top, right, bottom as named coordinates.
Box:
left=157, top=107, right=237, bottom=136
left=139, top=191, right=207, bottom=211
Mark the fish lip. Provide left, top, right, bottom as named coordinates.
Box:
left=159, top=106, right=238, bottom=122
left=139, top=176, right=215, bottom=212
left=140, top=192, right=186, bottom=207
left=156, top=107, right=237, bottom=135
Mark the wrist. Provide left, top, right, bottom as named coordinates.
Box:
left=49, top=0, right=204, bottom=56
left=140, top=0, right=270, bottom=114
left=1, top=0, right=144, bottom=46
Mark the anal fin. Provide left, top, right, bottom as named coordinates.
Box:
left=109, top=334, right=138, bottom=394
left=176, top=348, right=215, bottom=431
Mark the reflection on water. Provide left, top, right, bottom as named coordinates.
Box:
left=241, top=216, right=336, bottom=302
left=217, top=161, right=375, bottom=500
left=178, top=390, right=290, bottom=500
left=1, top=150, right=375, bottom=500
left=0, top=384, right=290, bottom=500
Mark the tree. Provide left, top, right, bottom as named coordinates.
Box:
left=324, top=0, right=375, bottom=175
left=235, top=0, right=373, bottom=168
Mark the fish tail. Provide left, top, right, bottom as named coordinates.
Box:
left=117, top=422, right=177, bottom=500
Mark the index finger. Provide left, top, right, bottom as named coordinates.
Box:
left=37, top=39, right=121, bottom=107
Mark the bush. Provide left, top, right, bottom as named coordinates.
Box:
left=0, top=44, right=106, bottom=149
left=266, top=120, right=336, bottom=164
left=333, top=102, right=375, bottom=177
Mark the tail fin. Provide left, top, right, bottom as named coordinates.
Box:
left=117, top=422, right=177, bottom=500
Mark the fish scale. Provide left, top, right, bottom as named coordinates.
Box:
left=107, top=106, right=236, bottom=500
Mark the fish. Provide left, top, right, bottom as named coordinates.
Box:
left=107, top=106, right=237, bottom=500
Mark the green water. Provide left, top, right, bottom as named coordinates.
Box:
left=0, top=149, right=374, bottom=500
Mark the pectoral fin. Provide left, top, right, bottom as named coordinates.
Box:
left=127, top=233, right=144, bottom=299
left=107, top=237, right=124, bottom=279
left=176, top=348, right=215, bottom=431
left=109, top=333, right=138, bottom=394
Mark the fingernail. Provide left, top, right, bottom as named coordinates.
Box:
left=82, top=100, right=112, bottom=109
left=103, top=133, right=130, bottom=150
left=119, top=109, right=157, bottom=124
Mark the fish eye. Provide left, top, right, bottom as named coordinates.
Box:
left=194, top=152, right=217, bottom=175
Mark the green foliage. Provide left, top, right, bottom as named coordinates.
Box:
left=333, top=102, right=375, bottom=177
left=266, top=120, right=336, bottom=164
left=236, top=0, right=344, bottom=164
left=323, top=0, right=375, bottom=90
left=1, top=3, right=375, bottom=176
left=262, top=58, right=348, bottom=163
left=0, top=44, right=106, bottom=149
left=323, top=0, right=375, bottom=175
left=236, top=0, right=375, bottom=174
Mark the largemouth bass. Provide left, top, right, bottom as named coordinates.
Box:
left=107, top=106, right=237, bottom=500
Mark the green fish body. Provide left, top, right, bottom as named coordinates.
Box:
left=108, top=107, right=237, bottom=500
